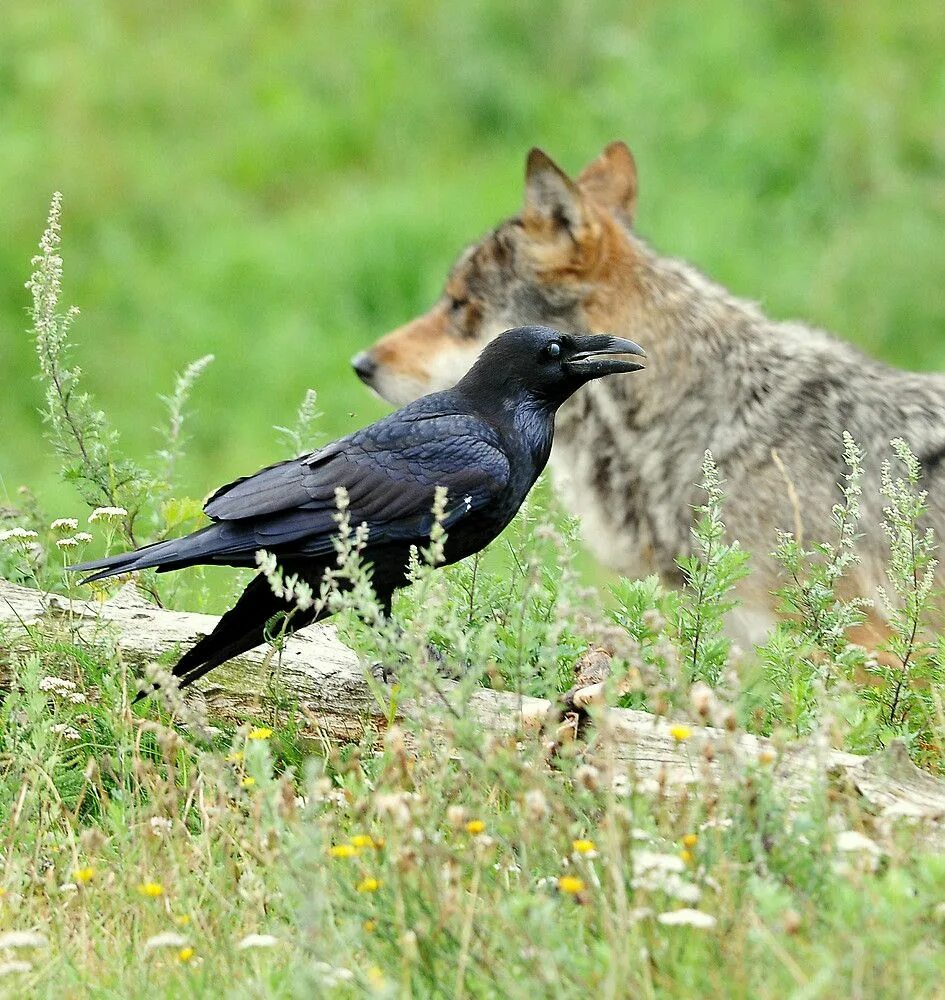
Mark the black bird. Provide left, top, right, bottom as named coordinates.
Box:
left=72, top=326, right=645, bottom=694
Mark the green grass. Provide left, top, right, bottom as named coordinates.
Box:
left=4, top=3, right=945, bottom=996
left=2, top=0, right=944, bottom=523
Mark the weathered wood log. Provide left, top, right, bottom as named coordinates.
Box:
left=3, top=577, right=945, bottom=840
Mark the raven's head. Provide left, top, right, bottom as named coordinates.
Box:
left=458, top=325, right=645, bottom=409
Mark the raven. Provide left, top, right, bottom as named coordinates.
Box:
left=72, top=326, right=645, bottom=693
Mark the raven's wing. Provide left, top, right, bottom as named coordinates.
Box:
left=201, top=408, right=510, bottom=558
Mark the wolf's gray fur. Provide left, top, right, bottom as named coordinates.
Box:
left=359, top=143, right=945, bottom=643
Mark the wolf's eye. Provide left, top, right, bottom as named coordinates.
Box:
left=545, top=341, right=562, bottom=359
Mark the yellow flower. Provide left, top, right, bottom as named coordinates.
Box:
left=465, top=820, right=485, bottom=836
left=328, top=844, right=359, bottom=860
left=225, top=751, right=244, bottom=763
left=138, top=882, right=164, bottom=898
left=350, top=834, right=376, bottom=849
left=74, top=867, right=95, bottom=884
left=363, top=919, right=377, bottom=933
left=558, top=875, right=585, bottom=895
left=367, top=966, right=385, bottom=988
left=241, top=777, right=256, bottom=788
left=175, top=915, right=191, bottom=926
left=178, top=946, right=195, bottom=963
left=247, top=727, right=273, bottom=741
left=680, top=849, right=693, bottom=864
left=669, top=724, right=692, bottom=742
left=357, top=877, right=381, bottom=893
left=572, top=839, right=596, bottom=855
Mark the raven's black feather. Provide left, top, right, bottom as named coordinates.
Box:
left=72, top=326, right=645, bottom=693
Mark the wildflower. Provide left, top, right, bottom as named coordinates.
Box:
left=177, top=947, right=195, bottom=963
left=524, top=788, right=548, bottom=821
left=143, top=932, right=188, bottom=953
left=669, top=724, right=692, bottom=742
left=465, top=820, right=486, bottom=836
left=757, top=748, right=777, bottom=766
left=572, top=839, right=597, bottom=856
left=247, top=727, right=273, bottom=741
left=363, top=920, right=377, bottom=933
left=56, top=536, right=80, bottom=549
left=681, top=833, right=698, bottom=848
left=88, top=506, right=128, bottom=522
left=237, top=933, right=279, bottom=950
left=657, top=908, right=716, bottom=929
left=0, top=931, right=48, bottom=949
left=225, top=751, right=244, bottom=763
left=0, top=961, right=32, bottom=976
left=634, top=851, right=686, bottom=876
left=51, top=724, right=81, bottom=741
left=149, top=817, right=173, bottom=835
left=73, top=867, right=95, bottom=884
left=446, top=805, right=467, bottom=829
left=367, top=966, right=385, bottom=988
left=679, top=849, right=693, bottom=864
left=241, top=777, right=256, bottom=788
left=350, top=834, right=376, bottom=849
left=558, top=875, right=585, bottom=895
left=356, top=877, right=381, bottom=893
left=39, top=676, right=77, bottom=694
left=138, top=882, right=164, bottom=898
left=836, top=831, right=881, bottom=856
left=175, top=915, right=191, bottom=926
left=328, top=844, right=358, bottom=860
left=0, top=528, right=39, bottom=543
left=50, top=518, right=79, bottom=532
left=74, top=532, right=93, bottom=543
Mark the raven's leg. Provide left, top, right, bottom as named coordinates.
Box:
left=137, top=573, right=322, bottom=701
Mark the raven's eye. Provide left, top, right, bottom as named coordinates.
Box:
left=545, top=341, right=562, bottom=359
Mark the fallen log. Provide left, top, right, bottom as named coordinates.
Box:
left=2, top=577, right=945, bottom=840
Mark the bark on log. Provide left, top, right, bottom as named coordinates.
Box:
left=3, top=578, right=945, bottom=842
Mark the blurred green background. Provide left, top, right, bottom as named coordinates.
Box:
left=2, top=0, right=944, bottom=527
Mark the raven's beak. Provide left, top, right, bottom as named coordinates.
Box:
left=564, top=335, right=647, bottom=378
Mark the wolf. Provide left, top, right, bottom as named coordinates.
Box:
left=351, top=142, right=945, bottom=646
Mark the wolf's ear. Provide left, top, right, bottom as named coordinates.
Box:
left=577, top=141, right=638, bottom=222
left=522, top=148, right=590, bottom=236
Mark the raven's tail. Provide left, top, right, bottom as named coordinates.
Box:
left=136, top=573, right=320, bottom=701
left=71, top=523, right=241, bottom=583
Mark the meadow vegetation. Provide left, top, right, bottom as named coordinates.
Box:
left=3, top=3, right=945, bottom=997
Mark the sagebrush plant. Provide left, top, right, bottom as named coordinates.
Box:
left=760, top=432, right=872, bottom=738
left=674, top=451, right=750, bottom=687
left=6, top=196, right=945, bottom=997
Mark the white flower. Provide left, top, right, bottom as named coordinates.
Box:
left=236, top=934, right=279, bottom=950
left=88, top=507, right=127, bottom=522
left=39, top=676, right=77, bottom=695
left=50, top=725, right=81, bottom=741
left=835, top=831, right=881, bottom=856
left=149, top=817, right=173, bottom=835
left=657, top=908, right=716, bottom=929
left=143, top=932, right=189, bottom=952
left=0, top=931, right=48, bottom=949
left=56, top=537, right=80, bottom=549
left=74, top=532, right=93, bottom=543
left=634, top=851, right=686, bottom=876
left=50, top=518, right=79, bottom=532
left=0, top=961, right=33, bottom=976
left=0, top=528, right=39, bottom=543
